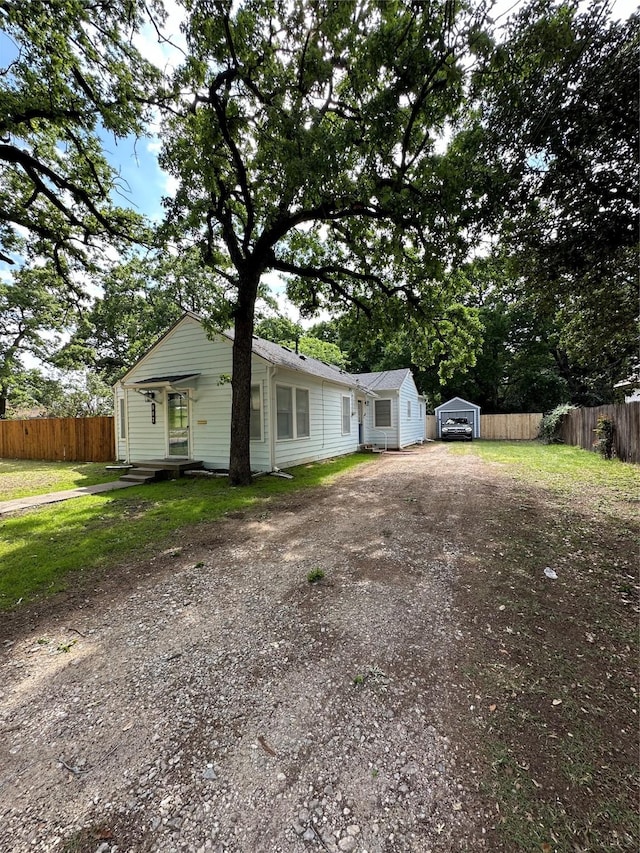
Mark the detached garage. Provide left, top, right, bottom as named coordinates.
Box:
left=435, top=396, right=481, bottom=439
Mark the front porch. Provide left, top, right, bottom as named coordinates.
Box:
left=119, top=459, right=204, bottom=484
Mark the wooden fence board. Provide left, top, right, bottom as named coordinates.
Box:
left=560, top=403, right=640, bottom=464
left=0, top=417, right=115, bottom=462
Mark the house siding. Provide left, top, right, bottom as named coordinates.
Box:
left=398, top=374, right=425, bottom=447
left=358, top=373, right=424, bottom=450
left=123, top=325, right=274, bottom=471
left=123, top=316, right=236, bottom=467
left=272, top=370, right=359, bottom=468
left=362, top=394, right=399, bottom=449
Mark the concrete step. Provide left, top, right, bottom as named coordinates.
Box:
left=119, top=468, right=159, bottom=484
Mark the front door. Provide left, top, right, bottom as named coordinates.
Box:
left=167, top=392, right=189, bottom=458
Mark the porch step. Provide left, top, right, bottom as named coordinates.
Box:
left=119, top=460, right=204, bottom=484
left=119, top=467, right=163, bottom=484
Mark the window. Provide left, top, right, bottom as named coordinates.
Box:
left=250, top=384, right=262, bottom=440
left=277, top=385, right=310, bottom=440
left=119, top=398, right=126, bottom=439
left=407, top=400, right=412, bottom=419
left=296, top=388, right=310, bottom=437
left=277, top=386, right=293, bottom=439
left=374, top=399, right=391, bottom=428
left=342, top=396, right=351, bottom=434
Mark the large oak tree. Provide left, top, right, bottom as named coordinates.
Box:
left=160, top=0, right=490, bottom=484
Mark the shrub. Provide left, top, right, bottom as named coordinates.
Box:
left=593, top=416, right=614, bottom=459
left=539, top=403, right=576, bottom=444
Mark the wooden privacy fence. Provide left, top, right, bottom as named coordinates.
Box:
left=481, top=413, right=543, bottom=440
left=426, top=413, right=542, bottom=441
left=0, top=416, right=115, bottom=462
left=560, top=403, right=640, bottom=464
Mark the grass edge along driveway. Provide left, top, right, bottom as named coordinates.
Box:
left=0, top=453, right=375, bottom=610
left=0, top=459, right=119, bottom=502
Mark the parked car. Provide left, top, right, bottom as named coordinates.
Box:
left=441, top=417, right=473, bottom=441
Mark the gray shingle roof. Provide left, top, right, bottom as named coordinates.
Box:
left=224, top=329, right=363, bottom=389
left=352, top=368, right=411, bottom=392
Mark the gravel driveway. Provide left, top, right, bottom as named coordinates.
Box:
left=1, top=445, right=488, bottom=852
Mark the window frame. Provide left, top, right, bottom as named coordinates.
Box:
left=250, top=383, right=263, bottom=442
left=276, top=384, right=311, bottom=441
left=296, top=387, right=310, bottom=438
left=119, top=397, right=126, bottom=439
left=341, top=395, right=351, bottom=435
left=374, top=398, right=392, bottom=428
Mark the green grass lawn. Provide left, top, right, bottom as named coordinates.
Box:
left=449, top=440, right=639, bottom=852
left=0, top=454, right=375, bottom=609
left=450, top=440, right=639, bottom=521
left=0, top=459, right=119, bottom=501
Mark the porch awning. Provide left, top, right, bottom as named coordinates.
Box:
left=124, top=373, right=201, bottom=390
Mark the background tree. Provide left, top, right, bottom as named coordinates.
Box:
left=0, top=264, right=70, bottom=418
left=56, top=249, right=227, bottom=384
left=254, top=317, right=304, bottom=347
left=4, top=368, right=112, bottom=418
left=160, top=0, right=491, bottom=484
left=467, top=0, right=639, bottom=401
left=254, top=316, right=347, bottom=367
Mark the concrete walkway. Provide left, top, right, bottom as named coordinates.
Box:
left=0, top=480, right=136, bottom=516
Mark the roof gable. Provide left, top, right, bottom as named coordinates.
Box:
left=435, top=396, right=481, bottom=413
left=119, top=312, right=362, bottom=390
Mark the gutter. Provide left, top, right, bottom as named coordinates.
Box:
left=268, top=365, right=276, bottom=471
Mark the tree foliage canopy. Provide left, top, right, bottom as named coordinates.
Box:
left=0, top=264, right=71, bottom=417
left=0, top=0, right=164, bottom=274
left=55, top=249, right=227, bottom=384
left=1, top=0, right=636, bottom=463
left=466, top=0, right=639, bottom=394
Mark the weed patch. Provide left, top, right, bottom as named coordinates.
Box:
left=306, top=568, right=325, bottom=583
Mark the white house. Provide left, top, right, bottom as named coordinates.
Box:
left=354, top=369, right=426, bottom=450
left=614, top=368, right=640, bottom=403
left=114, top=313, right=425, bottom=472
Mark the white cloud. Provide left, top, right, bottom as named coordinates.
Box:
left=134, top=0, right=187, bottom=75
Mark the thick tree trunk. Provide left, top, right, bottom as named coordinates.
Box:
left=228, top=273, right=260, bottom=486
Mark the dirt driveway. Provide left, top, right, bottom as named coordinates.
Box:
left=0, top=445, right=635, bottom=852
